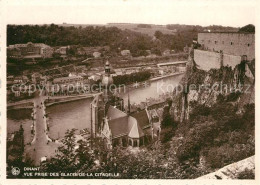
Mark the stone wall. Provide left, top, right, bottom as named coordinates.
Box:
left=198, top=32, right=255, bottom=60
left=194, top=49, right=241, bottom=71
left=197, top=156, right=255, bottom=179
left=223, top=54, right=242, bottom=69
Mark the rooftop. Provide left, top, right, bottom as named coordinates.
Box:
left=106, top=106, right=149, bottom=139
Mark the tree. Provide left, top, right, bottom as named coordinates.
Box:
left=154, top=30, right=163, bottom=39
left=41, top=128, right=95, bottom=174
left=7, top=125, right=34, bottom=178
left=239, top=24, right=255, bottom=33
left=161, top=99, right=175, bottom=129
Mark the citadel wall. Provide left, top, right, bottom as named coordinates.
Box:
left=198, top=32, right=255, bottom=60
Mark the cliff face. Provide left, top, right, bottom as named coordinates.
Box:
left=167, top=50, right=255, bottom=178
left=173, top=49, right=255, bottom=123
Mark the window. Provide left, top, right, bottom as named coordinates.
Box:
left=248, top=44, right=250, bottom=47
left=215, top=41, right=218, bottom=44
left=231, top=42, right=233, bottom=45
left=128, top=139, right=132, bottom=146
left=140, top=138, right=143, bottom=146
left=133, top=140, right=138, bottom=147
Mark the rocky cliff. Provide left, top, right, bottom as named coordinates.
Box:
left=173, top=48, right=255, bottom=123
left=167, top=47, right=255, bottom=179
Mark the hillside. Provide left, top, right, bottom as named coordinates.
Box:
left=59, top=23, right=238, bottom=37
left=106, top=23, right=177, bottom=37
left=167, top=48, right=255, bottom=178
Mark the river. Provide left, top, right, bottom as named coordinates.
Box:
left=7, top=73, right=184, bottom=140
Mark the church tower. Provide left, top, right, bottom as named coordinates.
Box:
left=102, top=60, right=114, bottom=103
left=90, top=60, right=124, bottom=138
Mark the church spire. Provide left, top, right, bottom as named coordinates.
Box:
left=127, top=92, right=131, bottom=114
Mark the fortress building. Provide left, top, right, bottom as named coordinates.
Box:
left=198, top=32, right=255, bottom=60
left=194, top=32, right=255, bottom=71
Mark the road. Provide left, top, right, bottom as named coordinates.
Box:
left=25, top=93, right=58, bottom=165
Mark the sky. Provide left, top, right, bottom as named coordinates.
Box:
left=1, top=0, right=257, bottom=27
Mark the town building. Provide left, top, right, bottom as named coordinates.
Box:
left=7, top=76, right=15, bottom=86
left=7, top=42, right=54, bottom=59
left=53, top=74, right=83, bottom=86
left=114, top=69, right=123, bottom=76
left=7, top=47, right=22, bottom=58
left=93, top=51, right=101, bottom=58
left=88, top=74, right=101, bottom=81
left=121, top=50, right=131, bottom=56
left=55, top=46, right=68, bottom=55
left=162, top=49, right=171, bottom=56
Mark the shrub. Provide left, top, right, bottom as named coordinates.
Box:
left=237, top=168, right=255, bottom=179
left=189, top=105, right=211, bottom=121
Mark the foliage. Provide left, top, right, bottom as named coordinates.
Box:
left=237, top=168, right=255, bottom=179
left=165, top=24, right=238, bottom=32
left=161, top=102, right=175, bottom=129
left=137, top=24, right=152, bottom=28
left=161, top=108, right=174, bottom=128
left=7, top=125, right=34, bottom=178
left=189, top=104, right=211, bottom=121
left=7, top=24, right=155, bottom=57
left=7, top=24, right=224, bottom=57
left=239, top=24, right=255, bottom=33
left=176, top=101, right=255, bottom=170
left=113, top=71, right=151, bottom=86
left=33, top=101, right=254, bottom=179
left=161, top=128, right=175, bottom=143
left=41, top=129, right=95, bottom=175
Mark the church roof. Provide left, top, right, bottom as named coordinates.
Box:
left=106, top=106, right=148, bottom=139
left=107, top=106, right=127, bottom=120
left=128, top=117, right=144, bottom=138
left=91, top=93, right=105, bottom=107
left=131, top=110, right=150, bottom=129
left=108, top=116, right=129, bottom=138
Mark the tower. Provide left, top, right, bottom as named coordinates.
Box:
left=102, top=60, right=113, bottom=103
left=127, top=92, right=131, bottom=114
left=91, top=60, right=125, bottom=138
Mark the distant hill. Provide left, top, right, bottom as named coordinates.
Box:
left=7, top=23, right=241, bottom=58
left=106, top=23, right=239, bottom=36
left=57, top=23, right=238, bottom=37
left=106, top=23, right=177, bottom=37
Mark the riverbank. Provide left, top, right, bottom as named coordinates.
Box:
left=45, top=93, right=96, bottom=107
left=7, top=93, right=97, bottom=110
left=149, top=72, right=185, bottom=82
left=7, top=72, right=185, bottom=110
left=7, top=101, right=34, bottom=110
